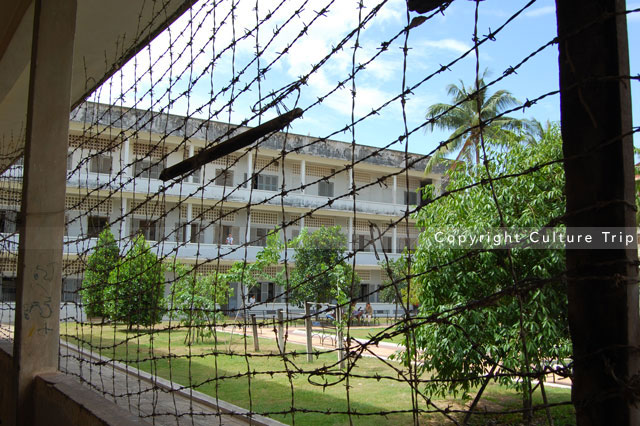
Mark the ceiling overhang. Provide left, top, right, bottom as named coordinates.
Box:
left=0, top=0, right=196, bottom=171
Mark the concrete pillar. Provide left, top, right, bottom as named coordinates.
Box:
left=13, top=1, right=77, bottom=425
left=392, top=175, right=397, bottom=205
left=119, top=198, right=128, bottom=241
left=300, top=159, right=306, bottom=194
left=188, top=145, right=195, bottom=183
left=246, top=150, right=253, bottom=183
left=348, top=217, right=353, bottom=251
left=244, top=211, right=251, bottom=245
left=349, top=168, right=354, bottom=199
left=186, top=203, right=192, bottom=243
left=121, top=137, right=130, bottom=175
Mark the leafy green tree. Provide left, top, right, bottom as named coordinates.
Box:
left=80, top=228, right=120, bottom=318
left=289, top=226, right=359, bottom=306
left=170, top=261, right=232, bottom=344
left=412, top=123, right=570, bottom=418
left=105, top=234, right=166, bottom=328
left=221, top=228, right=286, bottom=304
left=425, top=69, right=527, bottom=170
left=378, top=256, right=417, bottom=305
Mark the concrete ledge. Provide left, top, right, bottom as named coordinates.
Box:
left=33, top=372, right=150, bottom=426
left=62, top=342, right=286, bottom=426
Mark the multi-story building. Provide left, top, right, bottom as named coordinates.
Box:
left=0, top=102, right=442, bottom=316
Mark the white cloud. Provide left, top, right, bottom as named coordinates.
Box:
left=420, top=39, right=471, bottom=55
left=524, top=6, right=556, bottom=18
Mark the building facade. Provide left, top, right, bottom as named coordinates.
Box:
left=0, top=102, right=441, bottom=316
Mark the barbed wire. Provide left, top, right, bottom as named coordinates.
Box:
left=2, top=0, right=638, bottom=424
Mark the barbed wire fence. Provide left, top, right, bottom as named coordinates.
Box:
left=1, top=0, right=638, bottom=424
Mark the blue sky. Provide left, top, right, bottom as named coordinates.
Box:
left=96, top=0, right=640, bottom=158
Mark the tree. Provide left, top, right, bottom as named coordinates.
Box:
left=105, top=234, right=166, bottom=328
left=378, top=256, right=417, bottom=305
left=221, top=228, right=286, bottom=305
left=80, top=228, right=120, bottom=318
left=170, top=262, right=232, bottom=344
left=412, top=123, right=571, bottom=419
left=289, top=226, right=359, bottom=306
left=425, top=69, right=526, bottom=170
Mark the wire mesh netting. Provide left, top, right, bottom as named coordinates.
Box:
left=1, top=0, right=639, bottom=424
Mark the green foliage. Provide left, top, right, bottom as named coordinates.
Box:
left=378, top=256, right=420, bottom=306
left=289, top=226, right=359, bottom=306
left=425, top=69, right=532, bottom=170
left=221, top=229, right=286, bottom=299
left=105, top=234, right=166, bottom=328
left=412, top=123, right=571, bottom=400
left=170, top=261, right=232, bottom=344
left=80, top=228, right=120, bottom=318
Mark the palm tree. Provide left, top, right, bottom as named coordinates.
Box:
left=425, top=70, right=526, bottom=171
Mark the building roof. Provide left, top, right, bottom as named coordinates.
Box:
left=72, top=101, right=446, bottom=174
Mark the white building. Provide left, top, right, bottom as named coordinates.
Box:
left=0, top=102, right=442, bottom=316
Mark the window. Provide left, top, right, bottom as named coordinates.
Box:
left=62, top=278, right=81, bottom=303
left=404, top=190, right=418, bottom=205
left=248, top=285, right=261, bottom=304
left=215, top=169, right=234, bottom=187
left=0, top=210, right=15, bottom=234
left=87, top=216, right=109, bottom=238
left=354, top=234, right=371, bottom=252
left=1, top=277, right=16, bottom=302
left=215, top=225, right=234, bottom=245
left=359, top=284, right=370, bottom=302
left=133, top=219, right=159, bottom=241
left=382, top=236, right=392, bottom=253
left=134, top=158, right=164, bottom=180
left=318, top=181, right=334, bottom=197
left=254, top=228, right=268, bottom=247
left=190, top=224, right=203, bottom=243
left=176, top=223, right=204, bottom=243
left=261, top=282, right=276, bottom=303
left=252, top=174, right=278, bottom=191
left=67, top=152, right=74, bottom=170
left=89, top=154, right=112, bottom=174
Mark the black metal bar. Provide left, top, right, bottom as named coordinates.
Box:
left=160, top=108, right=303, bottom=181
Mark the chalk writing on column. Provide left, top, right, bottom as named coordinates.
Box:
left=23, top=263, right=56, bottom=320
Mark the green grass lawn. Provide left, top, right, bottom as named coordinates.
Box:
left=342, top=326, right=406, bottom=345
left=62, top=322, right=573, bottom=425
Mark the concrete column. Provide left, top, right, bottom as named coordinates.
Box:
left=348, top=217, right=353, bottom=251
left=300, top=159, right=306, bottom=194
left=244, top=211, right=251, bottom=245
left=392, top=175, right=397, bottom=205
left=119, top=198, right=128, bottom=241
left=13, top=1, right=77, bottom=425
left=186, top=203, right=192, bottom=242
left=121, top=137, right=130, bottom=175
left=349, top=168, right=354, bottom=199
left=247, top=150, right=253, bottom=183
left=188, top=145, right=195, bottom=183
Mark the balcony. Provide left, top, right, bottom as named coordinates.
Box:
left=66, top=172, right=412, bottom=217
